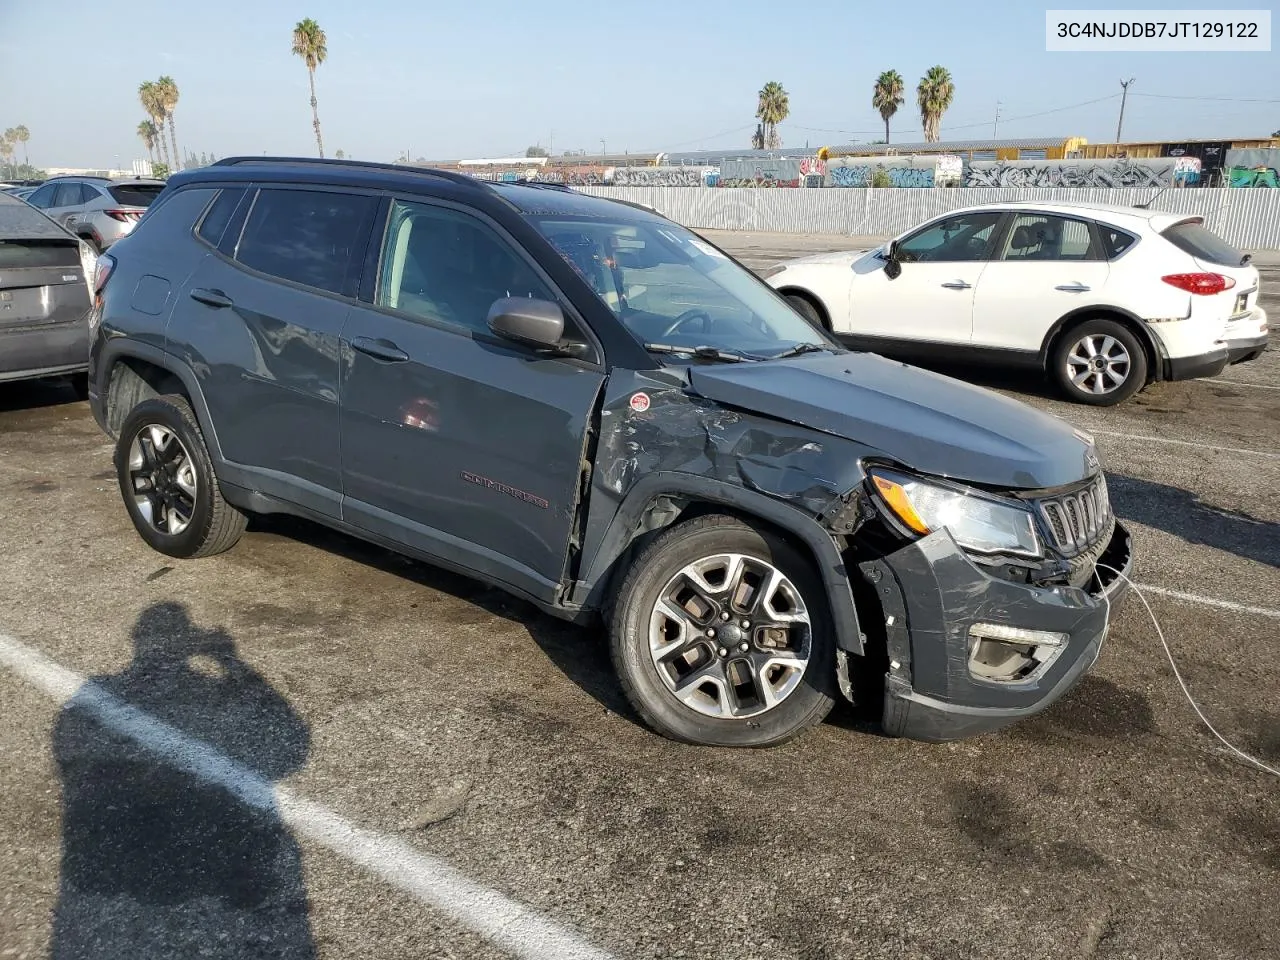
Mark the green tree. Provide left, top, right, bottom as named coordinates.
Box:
left=157, top=76, right=181, bottom=170
left=139, top=81, right=171, bottom=171
left=292, top=18, right=328, bottom=157
left=151, top=162, right=171, bottom=180
left=0, top=133, right=14, bottom=178
left=11, top=124, right=30, bottom=167
left=917, top=66, right=955, bottom=143
left=525, top=145, right=548, bottom=157
left=755, top=81, right=789, bottom=149
left=335, top=148, right=345, bottom=159
left=870, top=167, right=894, bottom=188
left=872, top=70, right=905, bottom=145
left=136, top=120, right=159, bottom=169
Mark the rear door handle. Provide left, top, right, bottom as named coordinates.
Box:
left=189, top=288, right=233, bottom=309
left=940, top=280, right=972, bottom=290
left=1055, top=283, right=1091, bottom=292
left=351, top=336, right=410, bottom=363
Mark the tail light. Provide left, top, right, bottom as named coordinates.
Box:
left=93, top=255, right=116, bottom=295
left=104, top=209, right=143, bottom=222
left=1161, top=273, right=1236, bottom=296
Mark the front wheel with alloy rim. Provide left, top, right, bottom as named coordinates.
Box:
left=609, top=514, right=836, bottom=747
left=1051, top=319, right=1147, bottom=406
left=115, top=394, right=247, bottom=558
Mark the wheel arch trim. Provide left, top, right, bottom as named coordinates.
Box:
left=1040, top=305, right=1163, bottom=378
left=577, top=472, right=864, bottom=654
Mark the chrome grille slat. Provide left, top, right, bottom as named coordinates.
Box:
left=1036, top=476, right=1112, bottom=557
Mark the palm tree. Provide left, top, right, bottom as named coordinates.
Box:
left=755, top=81, right=789, bottom=150
left=292, top=18, right=328, bottom=158
left=157, top=75, right=181, bottom=171
left=917, top=66, right=955, bottom=143
left=139, top=82, right=170, bottom=171
left=12, top=124, right=29, bottom=168
left=0, top=134, right=13, bottom=179
left=136, top=120, right=159, bottom=169
left=872, top=70, right=905, bottom=145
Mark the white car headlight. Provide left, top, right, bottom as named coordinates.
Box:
left=869, top=469, right=1041, bottom=558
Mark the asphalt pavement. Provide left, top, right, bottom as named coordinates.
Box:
left=0, top=231, right=1277, bottom=960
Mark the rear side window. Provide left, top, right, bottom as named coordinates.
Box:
left=1162, top=221, right=1245, bottom=267
left=0, top=239, right=81, bottom=268
left=196, top=188, right=245, bottom=247
left=1098, top=226, right=1136, bottom=259
left=108, top=184, right=164, bottom=207
left=1000, top=214, right=1099, bottom=261
left=235, top=189, right=376, bottom=295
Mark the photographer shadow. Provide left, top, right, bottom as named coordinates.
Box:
left=51, top=601, right=316, bottom=959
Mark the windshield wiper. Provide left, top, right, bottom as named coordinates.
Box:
left=643, top=343, right=756, bottom=363
left=768, top=342, right=834, bottom=359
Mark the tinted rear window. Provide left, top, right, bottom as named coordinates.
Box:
left=1162, top=221, right=1244, bottom=267
left=0, top=238, right=81, bottom=269
left=235, top=188, right=375, bottom=295
left=1098, top=226, right=1136, bottom=259
left=108, top=184, right=165, bottom=207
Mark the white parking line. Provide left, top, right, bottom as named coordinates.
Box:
left=1132, top=584, right=1280, bottom=620
left=1092, top=430, right=1280, bottom=460
left=0, top=632, right=617, bottom=960
left=1211, top=379, right=1280, bottom=391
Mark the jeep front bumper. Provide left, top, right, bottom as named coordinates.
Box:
left=860, top=521, right=1132, bottom=742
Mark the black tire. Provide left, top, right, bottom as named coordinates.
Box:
left=608, top=514, right=836, bottom=747
left=1050, top=318, right=1148, bottom=406
left=784, top=293, right=827, bottom=332
left=68, top=373, right=89, bottom=402
left=114, top=394, right=246, bottom=559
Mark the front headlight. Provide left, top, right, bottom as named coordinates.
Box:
left=869, top=469, right=1041, bottom=558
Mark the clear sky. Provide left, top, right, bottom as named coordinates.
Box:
left=0, top=0, right=1275, bottom=168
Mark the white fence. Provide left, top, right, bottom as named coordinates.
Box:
left=576, top=187, right=1280, bottom=250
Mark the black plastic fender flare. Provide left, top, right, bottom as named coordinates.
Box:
left=577, top=471, right=864, bottom=655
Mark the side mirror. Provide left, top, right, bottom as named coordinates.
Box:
left=487, top=297, right=577, bottom=353
left=884, top=241, right=903, bottom=280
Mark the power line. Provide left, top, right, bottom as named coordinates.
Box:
left=1131, top=92, right=1280, bottom=103
left=660, top=124, right=757, bottom=151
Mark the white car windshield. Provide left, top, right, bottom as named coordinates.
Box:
left=529, top=217, right=837, bottom=360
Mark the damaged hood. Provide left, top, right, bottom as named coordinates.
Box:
left=686, top=352, right=1096, bottom=490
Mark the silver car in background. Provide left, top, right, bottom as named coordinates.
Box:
left=24, top=176, right=165, bottom=252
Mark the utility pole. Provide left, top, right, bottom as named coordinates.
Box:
left=600, top=139, right=607, bottom=157
left=549, top=129, right=554, bottom=156
left=1116, top=78, right=1135, bottom=142
left=993, top=101, right=1002, bottom=140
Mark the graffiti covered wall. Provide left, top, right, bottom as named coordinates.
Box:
left=612, top=165, right=718, bottom=187
left=1225, top=149, right=1280, bottom=187
left=965, top=156, right=1200, bottom=188
left=824, top=155, right=962, bottom=188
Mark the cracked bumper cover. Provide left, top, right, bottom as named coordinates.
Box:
left=863, top=521, right=1132, bottom=742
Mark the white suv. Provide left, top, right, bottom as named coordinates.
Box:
left=766, top=201, right=1268, bottom=405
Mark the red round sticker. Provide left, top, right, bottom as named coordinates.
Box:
left=629, top=392, right=651, bottom=413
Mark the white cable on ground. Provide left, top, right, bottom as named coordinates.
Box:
left=1094, top=562, right=1280, bottom=779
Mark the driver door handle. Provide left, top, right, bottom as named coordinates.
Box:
left=1055, top=283, right=1091, bottom=292
left=351, top=336, right=410, bottom=363
left=940, top=280, right=972, bottom=290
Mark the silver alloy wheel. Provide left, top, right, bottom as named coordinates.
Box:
left=127, top=424, right=198, bottom=535
left=1065, top=334, right=1132, bottom=395
left=648, top=553, right=812, bottom=719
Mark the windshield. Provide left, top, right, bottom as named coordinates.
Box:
left=528, top=216, right=837, bottom=359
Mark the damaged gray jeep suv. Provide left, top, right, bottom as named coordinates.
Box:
left=87, top=157, right=1132, bottom=747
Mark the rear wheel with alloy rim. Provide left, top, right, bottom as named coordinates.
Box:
left=115, top=395, right=247, bottom=558
left=609, top=514, right=836, bottom=746
left=1051, top=319, right=1147, bottom=406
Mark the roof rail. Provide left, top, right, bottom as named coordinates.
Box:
left=212, top=156, right=488, bottom=190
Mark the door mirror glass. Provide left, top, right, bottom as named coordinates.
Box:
left=883, top=240, right=903, bottom=279
left=487, top=297, right=569, bottom=350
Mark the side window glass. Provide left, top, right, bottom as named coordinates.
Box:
left=26, top=184, right=56, bottom=208
left=1100, top=227, right=1136, bottom=259
left=53, top=183, right=83, bottom=207
left=196, top=188, right=245, bottom=247
left=897, top=212, right=1002, bottom=263
left=1001, top=214, right=1097, bottom=261
left=235, top=188, right=375, bottom=295
left=377, top=200, right=555, bottom=335
left=78, top=184, right=102, bottom=205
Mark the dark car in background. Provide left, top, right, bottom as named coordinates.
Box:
left=0, top=192, right=94, bottom=394
left=24, top=176, right=165, bottom=252
left=87, top=157, right=1132, bottom=747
